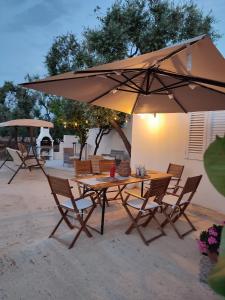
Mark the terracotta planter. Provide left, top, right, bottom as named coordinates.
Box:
left=117, top=160, right=131, bottom=177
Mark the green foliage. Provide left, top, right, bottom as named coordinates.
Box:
left=83, top=0, right=220, bottom=61
left=0, top=80, right=41, bottom=137
left=45, top=33, right=85, bottom=75
left=204, top=136, right=225, bottom=197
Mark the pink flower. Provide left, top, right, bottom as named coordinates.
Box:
left=208, top=236, right=217, bottom=245
left=208, top=228, right=218, bottom=237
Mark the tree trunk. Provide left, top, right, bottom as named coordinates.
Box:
left=94, top=128, right=111, bottom=155
left=94, top=128, right=103, bottom=155
left=79, top=143, right=85, bottom=160
left=110, top=120, right=131, bottom=157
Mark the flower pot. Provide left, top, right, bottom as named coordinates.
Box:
left=207, top=251, right=218, bottom=264
left=199, top=255, right=215, bottom=283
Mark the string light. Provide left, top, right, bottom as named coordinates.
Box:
left=112, top=89, right=118, bottom=94
left=168, top=93, right=174, bottom=100
left=189, top=83, right=197, bottom=90
left=63, top=122, right=67, bottom=128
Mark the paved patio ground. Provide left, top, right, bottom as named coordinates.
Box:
left=0, top=163, right=224, bottom=300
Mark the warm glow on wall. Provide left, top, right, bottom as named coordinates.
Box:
left=137, top=113, right=163, bottom=131
left=147, top=114, right=160, bottom=129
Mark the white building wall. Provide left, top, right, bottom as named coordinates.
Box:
left=87, top=120, right=132, bottom=155
left=54, top=119, right=132, bottom=160
left=131, top=114, right=225, bottom=214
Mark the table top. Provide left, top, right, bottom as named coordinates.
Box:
left=72, top=170, right=172, bottom=190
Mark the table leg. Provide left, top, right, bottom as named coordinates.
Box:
left=101, top=188, right=107, bottom=235
left=141, top=181, right=144, bottom=197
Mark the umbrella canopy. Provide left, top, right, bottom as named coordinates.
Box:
left=21, top=35, right=225, bottom=114
left=0, top=119, right=54, bottom=128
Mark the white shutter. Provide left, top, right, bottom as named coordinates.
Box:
left=210, top=110, right=225, bottom=142
left=187, top=112, right=208, bottom=160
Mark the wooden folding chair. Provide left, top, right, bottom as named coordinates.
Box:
left=47, top=175, right=97, bottom=249
left=122, top=177, right=171, bottom=245
left=166, top=163, right=184, bottom=193
left=161, top=175, right=202, bottom=239
left=5, top=147, right=46, bottom=184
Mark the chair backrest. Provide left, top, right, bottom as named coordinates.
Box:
left=144, top=177, right=171, bottom=203
left=74, top=159, right=92, bottom=175
left=99, top=159, right=115, bottom=173
left=177, top=175, right=202, bottom=205
left=7, top=147, right=23, bottom=166
left=47, top=175, right=74, bottom=200
left=167, top=163, right=184, bottom=179
left=88, top=155, right=103, bottom=174
left=17, top=142, right=28, bottom=157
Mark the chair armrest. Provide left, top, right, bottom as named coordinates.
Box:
left=125, top=190, right=146, bottom=201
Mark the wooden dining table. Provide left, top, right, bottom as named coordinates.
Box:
left=72, top=170, right=172, bottom=235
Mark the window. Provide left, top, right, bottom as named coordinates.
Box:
left=210, top=111, right=225, bottom=142
left=187, top=111, right=225, bottom=160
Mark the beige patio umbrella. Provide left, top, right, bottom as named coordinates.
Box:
left=0, top=119, right=54, bottom=128
left=21, top=35, right=225, bottom=114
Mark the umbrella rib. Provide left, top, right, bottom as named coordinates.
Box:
left=106, top=75, right=142, bottom=93
left=192, top=82, right=225, bottom=96
left=87, top=70, right=146, bottom=105
left=131, top=72, right=149, bottom=114
left=151, top=80, right=188, bottom=94
left=148, top=73, right=155, bottom=92
left=149, top=36, right=206, bottom=69
left=154, top=73, right=187, bottom=113
left=155, top=69, right=225, bottom=89
left=117, top=88, right=141, bottom=94
left=74, top=68, right=145, bottom=74
left=121, top=73, right=146, bottom=94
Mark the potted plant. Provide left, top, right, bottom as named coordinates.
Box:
left=197, top=222, right=224, bottom=283
left=198, top=223, right=225, bottom=263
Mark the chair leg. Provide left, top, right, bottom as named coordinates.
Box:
left=8, top=164, right=24, bottom=184
left=38, top=162, right=47, bottom=177
left=0, top=157, right=8, bottom=170
left=68, top=205, right=96, bottom=249
left=124, top=207, right=149, bottom=245
left=161, top=210, right=183, bottom=239
left=124, top=206, right=165, bottom=246
left=49, top=210, right=69, bottom=238
left=183, top=212, right=196, bottom=231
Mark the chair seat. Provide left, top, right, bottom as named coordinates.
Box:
left=167, top=183, right=177, bottom=189
left=127, top=198, right=159, bottom=210
left=25, top=158, right=44, bottom=166
left=163, top=193, right=191, bottom=207
left=62, top=198, right=93, bottom=210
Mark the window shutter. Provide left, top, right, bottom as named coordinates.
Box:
left=187, top=112, right=208, bottom=160
left=210, top=110, right=225, bottom=142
